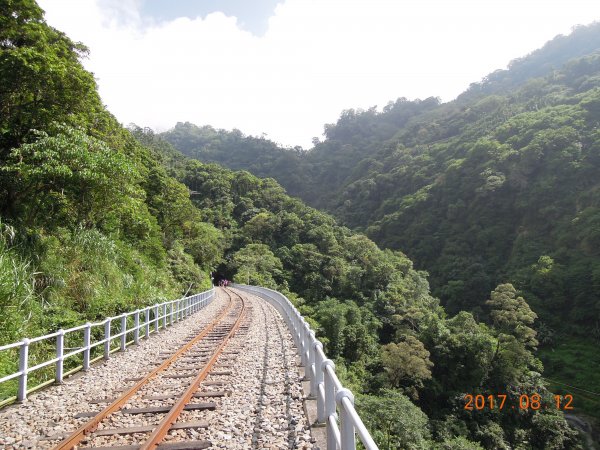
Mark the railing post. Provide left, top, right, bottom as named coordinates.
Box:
left=83, top=323, right=91, bottom=371
left=145, top=307, right=150, bottom=338
left=104, top=319, right=111, bottom=360
left=163, top=303, right=168, bottom=329
left=311, top=340, right=323, bottom=400
left=154, top=304, right=159, bottom=333
left=296, top=313, right=303, bottom=350
left=120, top=315, right=127, bottom=352
left=323, top=359, right=337, bottom=433
left=291, top=311, right=299, bottom=347
left=301, top=321, right=310, bottom=372
left=337, top=388, right=356, bottom=449
left=170, top=301, right=174, bottom=325
left=133, top=310, right=140, bottom=345
left=17, top=338, right=30, bottom=402
left=56, top=329, right=65, bottom=383
left=307, top=330, right=316, bottom=395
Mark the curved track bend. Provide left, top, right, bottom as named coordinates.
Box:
left=0, top=287, right=313, bottom=449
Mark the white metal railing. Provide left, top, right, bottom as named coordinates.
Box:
left=0, top=287, right=215, bottom=404
left=233, top=284, right=378, bottom=450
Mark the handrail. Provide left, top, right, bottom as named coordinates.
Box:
left=233, top=284, right=379, bottom=450
left=0, top=287, right=215, bottom=404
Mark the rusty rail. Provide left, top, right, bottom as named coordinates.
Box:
left=53, top=288, right=243, bottom=450
left=141, top=287, right=246, bottom=449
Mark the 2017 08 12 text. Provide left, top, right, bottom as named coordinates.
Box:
left=463, top=394, right=574, bottom=411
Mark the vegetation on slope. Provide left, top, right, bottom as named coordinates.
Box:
left=139, top=128, right=582, bottom=448
left=162, top=24, right=600, bottom=424
left=0, top=0, right=220, bottom=390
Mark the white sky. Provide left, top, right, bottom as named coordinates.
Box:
left=38, top=0, right=600, bottom=148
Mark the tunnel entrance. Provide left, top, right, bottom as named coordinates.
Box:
left=211, top=264, right=233, bottom=286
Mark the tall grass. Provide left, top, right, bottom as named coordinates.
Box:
left=0, top=225, right=201, bottom=400
left=0, top=222, right=41, bottom=345
left=0, top=222, right=42, bottom=399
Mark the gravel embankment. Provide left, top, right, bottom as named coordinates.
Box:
left=0, top=288, right=314, bottom=449
left=174, top=288, right=313, bottom=449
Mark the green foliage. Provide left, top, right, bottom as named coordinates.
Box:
left=0, top=222, right=39, bottom=344
left=420, top=312, right=495, bottom=398
left=529, top=409, right=582, bottom=449
left=0, top=0, right=102, bottom=152
left=432, top=436, right=484, bottom=450
left=167, top=242, right=207, bottom=294
left=487, top=284, right=538, bottom=350
left=36, top=228, right=179, bottom=323
left=313, top=298, right=379, bottom=361
left=228, top=243, right=283, bottom=288
left=161, top=122, right=309, bottom=198
left=3, top=125, right=141, bottom=229
left=358, top=390, right=431, bottom=450
left=539, top=337, right=600, bottom=418
left=381, top=336, right=433, bottom=398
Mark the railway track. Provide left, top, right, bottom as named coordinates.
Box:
left=1, top=288, right=313, bottom=449
left=53, top=287, right=248, bottom=450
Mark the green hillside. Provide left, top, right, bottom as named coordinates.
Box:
left=161, top=24, right=600, bottom=331
left=161, top=22, right=600, bottom=438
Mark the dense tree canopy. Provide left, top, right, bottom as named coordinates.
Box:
left=163, top=23, right=600, bottom=429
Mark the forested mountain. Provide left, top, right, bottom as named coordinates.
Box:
left=137, top=127, right=581, bottom=449
left=162, top=24, right=600, bottom=424
left=0, top=2, right=593, bottom=448
left=162, top=122, right=310, bottom=197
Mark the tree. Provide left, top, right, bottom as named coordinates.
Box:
left=0, top=0, right=101, bottom=156
left=2, top=125, right=141, bottom=229
left=381, top=335, right=433, bottom=398
left=358, top=390, right=431, bottom=450
left=486, top=283, right=538, bottom=349
left=421, top=312, right=495, bottom=395
left=314, top=299, right=380, bottom=361
left=229, top=243, right=283, bottom=288
left=530, top=409, right=581, bottom=449
left=485, top=284, right=543, bottom=388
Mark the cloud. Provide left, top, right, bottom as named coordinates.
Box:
left=38, top=0, right=600, bottom=148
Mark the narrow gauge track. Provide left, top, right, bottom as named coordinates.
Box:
left=53, top=288, right=247, bottom=450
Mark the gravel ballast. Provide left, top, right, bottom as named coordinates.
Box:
left=0, top=288, right=314, bottom=449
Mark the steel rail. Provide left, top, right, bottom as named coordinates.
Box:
left=140, top=287, right=247, bottom=449
left=53, top=290, right=235, bottom=450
